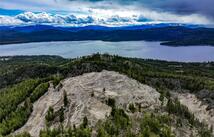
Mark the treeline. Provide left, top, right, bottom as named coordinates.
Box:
left=1, top=54, right=214, bottom=92
left=0, top=81, right=50, bottom=136
left=30, top=82, right=49, bottom=102
left=0, top=55, right=67, bottom=89
left=0, top=79, right=39, bottom=122
left=0, top=98, right=32, bottom=135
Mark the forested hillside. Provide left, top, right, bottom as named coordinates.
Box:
left=0, top=54, right=214, bottom=137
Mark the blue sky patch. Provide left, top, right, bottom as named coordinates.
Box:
left=0, top=8, right=24, bottom=16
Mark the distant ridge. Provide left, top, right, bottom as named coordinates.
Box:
left=0, top=24, right=214, bottom=46
left=0, top=23, right=201, bottom=32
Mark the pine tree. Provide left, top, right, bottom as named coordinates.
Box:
left=59, top=107, right=64, bottom=123
left=83, top=116, right=88, bottom=128
left=63, top=90, right=68, bottom=107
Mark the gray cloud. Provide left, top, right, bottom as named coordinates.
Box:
left=66, top=0, right=214, bottom=19
left=158, top=0, right=214, bottom=19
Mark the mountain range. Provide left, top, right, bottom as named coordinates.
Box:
left=1, top=24, right=214, bottom=46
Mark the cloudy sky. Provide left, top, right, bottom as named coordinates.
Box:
left=0, top=0, right=213, bottom=26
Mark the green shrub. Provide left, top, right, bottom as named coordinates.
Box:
left=106, top=98, right=116, bottom=108
left=128, top=103, right=136, bottom=113
left=30, top=82, right=49, bottom=102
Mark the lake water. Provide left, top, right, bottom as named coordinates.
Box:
left=0, top=41, right=214, bottom=62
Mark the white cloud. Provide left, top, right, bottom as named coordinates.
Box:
left=16, top=12, right=56, bottom=23
left=14, top=12, right=95, bottom=25
left=0, top=11, right=212, bottom=26
left=0, top=0, right=213, bottom=25
left=89, top=7, right=211, bottom=25
left=0, top=15, right=24, bottom=25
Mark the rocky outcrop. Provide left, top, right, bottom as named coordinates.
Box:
left=14, top=70, right=161, bottom=137
left=176, top=93, right=214, bottom=133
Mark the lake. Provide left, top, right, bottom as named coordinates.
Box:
left=0, top=41, right=214, bottom=62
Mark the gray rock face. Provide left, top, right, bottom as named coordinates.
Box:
left=14, top=70, right=161, bottom=137
left=58, top=70, right=161, bottom=127
left=177, top=93, right=214, bottom=133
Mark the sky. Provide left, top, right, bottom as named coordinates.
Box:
left=0, top=0, right=213, bottom=26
